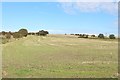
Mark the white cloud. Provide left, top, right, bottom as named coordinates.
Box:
left=58, top=2, right=118, bottom=15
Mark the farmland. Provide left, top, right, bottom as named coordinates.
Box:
left=2, top=34, right=118, bottom=78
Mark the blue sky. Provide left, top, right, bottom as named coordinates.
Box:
left=2, top=2, right=118, bottom=35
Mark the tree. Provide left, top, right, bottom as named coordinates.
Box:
left=83, top=34, right=88, bottom=38
left=13, top=32, right=22, bottom=39
left=37, top=30, right=49, bottom=36
left=2, top=31, right=6, bottom=35
left=44, top=31, right=49, bottom=34
left=109, top=34, right=115, bottom=39
left=18, top=28, right=28, bottom=37
left=91, top=35, right=95, bottom=37
left=98, top=34, right=104, bottom=39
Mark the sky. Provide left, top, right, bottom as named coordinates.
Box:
left=2, top=2, right=118, bottom=35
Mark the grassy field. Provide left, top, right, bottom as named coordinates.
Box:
left=2, top=34, right=118, bottom=78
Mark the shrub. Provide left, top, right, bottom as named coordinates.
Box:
left=37, top=30, right=49, bottom=36
left=2, top=31, right=6, bottom=35
left=5, top=33, right=11, bottom=39
left=70, top=34, right=74, bottom=35
left=44, top=31, right=49, bottom=34
left=98, top=34, right=104, bottom=39
left=2, top=37, right=9, bottom=44
left=91, top=35, right=95, bottom=37
left=31, top=33, right=35, bottom=35
left=13, top=32, right=22, bottom=39
left=75, top=34, right=79, bottom=36
left=83, top=34, right=88, bottom=38
left=18, top=28, right=28, bottom=37
left=109, top=34, right=115, bottom=39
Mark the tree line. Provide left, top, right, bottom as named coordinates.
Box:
left=0, top=28, right=116, bottom=44
left=70, top=33, right=116, bottom=39
left=0, top=28, right=49, bottom=44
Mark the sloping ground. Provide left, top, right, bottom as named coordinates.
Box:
left=2, top=35, right=118, bottom=78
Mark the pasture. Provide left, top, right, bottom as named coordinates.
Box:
left=2, top=34, right=118, bottom=78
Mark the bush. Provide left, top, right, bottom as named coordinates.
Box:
left=2, top=31, right=6, bottom=35
left=91, top=35, right=95, bottom=37
left=109, top=34, right=115, bottom=39
left=5, top=33, right=11, bottom=39
left=2, top=37, right=9, bottom=44
left=37, top=30, right=49, bottom=36
left=13, top=32, right=22, bottom=39
left=9, top=31, right=13, bottom=35
left=18, top=28, right=28, bottom=37
left=31, top=33, right=35, bottom=35
left=83, top=34, right=88, bottom=38
left=98, top=34, right=104, bottom=39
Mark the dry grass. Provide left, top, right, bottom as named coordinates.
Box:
left=2, top=34, right=118, bottom=78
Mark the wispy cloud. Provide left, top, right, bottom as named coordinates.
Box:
left=58, top=1, right=118, bottom=15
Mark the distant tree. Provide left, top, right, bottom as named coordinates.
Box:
left=31, top=32, right=35, bottom=35
left=83, top=34, right=88, bottom=38
left=98, top=34, right=104, bottom=39
left=44, top=31, right=49, bottom=34
left=18, top=28, right=28, bottom=37
left=5, top=33, right=11, bottom=39
left=28, top=33, right=31, bottom=35
left=70, top=34, right=74, bottom=35
left=78, top=34, right=82, bottom=38
left=75, top=34, right=79, bottom=36
left=37, top=30, right=49, bottom=36
left=2, top=31, right=6, bottom=35
left=13, top=32, right=22, bottom=39
left=8, top=31, right=13, bottom=35
left=109, top=34, right=115, bottom=39
left=91, top=35, right=95, bottom=37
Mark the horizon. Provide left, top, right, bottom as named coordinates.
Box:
left=2, top=2, right=118, bottom=36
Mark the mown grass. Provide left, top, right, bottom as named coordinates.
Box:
left=2, top=34, right=118, bottom=78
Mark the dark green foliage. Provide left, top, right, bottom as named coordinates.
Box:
left=32, top=33, right=35, bottom=35
left=109, top=34, right=115, bottom=39
left=37, top=30, right=49, bottom=36
left=75, top=34, right=79, bottom=36
left=13, top=32, right=22, bottom=39
left=28, top=33, right=32, bottom=35
left=78, top=34, right=88, bottom=38
left=70, top=34, right=74, bottom=35
left=18, top=29, right=28, bottom=37
left=91, top=35, right=95, bottom=37
left=98, top=34, right=104, bottom=39
left=2, top=31, right=6, bottom=35
left=44, top=31, right=49, bottom=34
left=5, top=33, right=11, bottom=39
left=83, top=34, right=88, bottom=38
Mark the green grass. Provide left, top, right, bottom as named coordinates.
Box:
left=2, top=34, right=118, bottom=78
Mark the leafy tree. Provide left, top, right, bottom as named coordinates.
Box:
left=109, top=34, right=115, bottom=39
left=37, top=30, right=49, bottom=36
left=18, top=28, right=28, bottom=37
left=98, top=34, right=104, bottom=39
